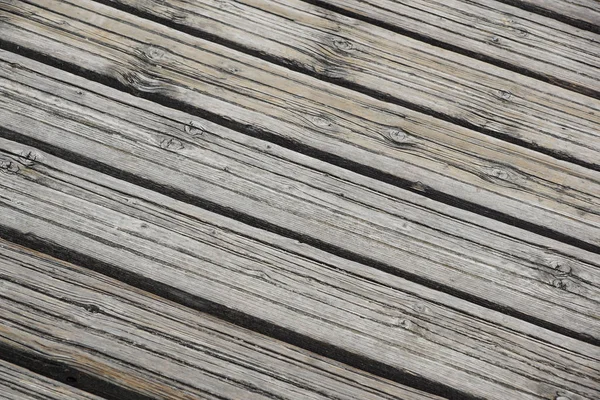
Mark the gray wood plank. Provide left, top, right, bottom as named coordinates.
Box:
left=1, top=50, right=599, bottom=342
left=0, top=240, right=443, bottom=400
left=501, top=0, right=600, bottom=31
left=1, top=0, right=600, bottom=252
left=0, top=138, right=598, bottom=400
left=306, top=0, right=600, bottom=91
left=101, top=0, right=600, bottom=116
left=0, top=359, right=104, bottom=400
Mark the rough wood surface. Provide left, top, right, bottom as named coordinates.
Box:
left=0, top=359, right=104, bottom=400
left=1, top=0, right=600, bottom=252
left=0, top=137, right=599, bottom=400
left=101, top=0, right=600, bottom=112
left=1, top=50, right=600, bottom=342
left=500, top=0, right=600, bottom=31
left=0, top=241, right=442, bottom=400
left=308, top=0, right=600, bottom=92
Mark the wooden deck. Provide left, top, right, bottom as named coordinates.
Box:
left=0, top=0, right=598, bottom=399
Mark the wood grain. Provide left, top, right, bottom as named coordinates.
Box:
left=0, top=137, right=599, bottom=400
left=0, top=240, right=443, bottom=400
left=0, top=359, right=104, bottom=400
left=308, top=0, right=600, bottom=91
left=500, top=0, right=600, bottom=31
left=1, top=0, right=599, bottom=252
left=1, top=49, right=599, bottom=342
left=100, top=0, right=600, bottom=127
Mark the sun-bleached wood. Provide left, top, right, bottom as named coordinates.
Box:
left=1, top=50, right=599, bottom=342
left=0, top=136, right=599, bottom=399
left=0, top=360, right=105, bottom=400
left=0, top=240, right=443, bottom=400
left=0, top=0, right=599, bottom=252
left=501, top=0, right=600, bottom=30
left=101, top=0, right=600, bottom=131
left=305, top=0, right=600, bottom=91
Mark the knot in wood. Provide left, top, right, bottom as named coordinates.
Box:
left=332, top=37, right=354, bottom=52
left=497, top=89, right=512, bottom=101
left=83, top=304, right=101, bottom=313
left=308, top=114, right=333, bottom=128
left=0, top=158, right=20, bottom=174
left=398, top=318, right=413, bottom=330
left=489, top=36, right=500, bottom=44
left=551, top=279, right=569, bottom=290
left=413, top=303, right=430, bottom=314
left=384, top=128, right=415, bottom=147
left=184, top=121, right=206, bottom=136
left=554, top=396, right=571, bottom=400
left=144, top=45, right=165, bottom=61
left=19, top=150, right=41, bottom=166
left=160, top=137, right=184, bottom=151
left=388, top=128, right=407, bottom=142
left=549, top=260, right=572, bottom=276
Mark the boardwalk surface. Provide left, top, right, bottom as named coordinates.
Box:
left=0, top=0, right=598, bottom=399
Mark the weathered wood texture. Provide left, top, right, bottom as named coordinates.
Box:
left=1, top=0, right=600, bottom=252
left=101, top=0, right=600, bottom=118
left=0, top=241, right=442, bottom=400
left=1, top=138, right=599, bottom=400
left=500, top=0, right=600, bottom=31
left=0, top=360, right=104, bottom=400
left=1, top=50, right=600, bottom=342
left=308, top=0, right=600, bottom=91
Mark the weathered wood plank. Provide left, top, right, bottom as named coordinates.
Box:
left=307, top=0, right=600, bottom=89
left=1, top=0, right=599, bottom=251
left=0, top=359, right=104, bottom=400
left=0, top=241, right=443, bottom=400
left=101, top=0, right=600, bottom=127
left=0, top=139, right=599, bottom=400
left=500, top=0, right=600, bottom=31
left=1, top=50, right=599, bottom=341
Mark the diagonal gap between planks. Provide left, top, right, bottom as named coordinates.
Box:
left=89, top=0, right=600, bottom=171
left=0, top=227, right=480, bottom=400
left=301, top=0, right=600, bottom=95
left=5, top=124, right=598, bottom=348
left=0, top=138, right=598, bottom=400
left=2, top=0, right=599, bottom=251
left=495, top=0, right=600, bottom=33
left=0, top=40, right=598, bottom=256
left=0, top=52, right=598, bottom=346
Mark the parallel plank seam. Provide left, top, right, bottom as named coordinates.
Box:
left=495, top=0, right=600, bottom=33
left=2, top=41, right=598, bottom=258
left=91, top=0, right=600, bottom=170
left=0, top=226, right=478, bottom=400
left=0, top=135, right=598, bottom=349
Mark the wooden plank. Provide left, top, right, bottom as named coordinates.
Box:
left=305, top=0, right=600, bottom=90
left=100, top=0, right=600, bottom=122
left=0, top=241, right=443, bottom=400
left=0, top=359, right=104, bottom=400
left=1, top=50, right=600, bottom=342
left=1, top=0, right=599, bottom=252
left=0, top=139, right=599, bottom=400
left=500, top=0, right=600, bottom=31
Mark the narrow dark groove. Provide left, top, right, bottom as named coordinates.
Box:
left=0, top=228, right=480, bottom=400
left=2, top=41, right=599, bottom=255
left=301, top=0, right=600, bottom=99
left=2, top=124, right=599, bottom=349
left=92, top=0, right=600, bottom=170
left=0, top=341, right=153, bottom=400
left=495, top=0, right=600, bottom=34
